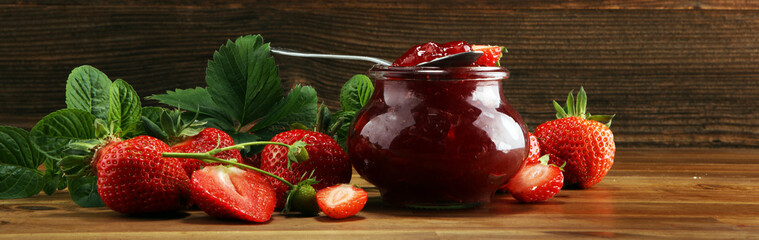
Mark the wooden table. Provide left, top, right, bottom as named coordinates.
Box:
left=1, top=148, right=757, bottom=239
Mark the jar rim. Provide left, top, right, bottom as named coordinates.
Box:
left=368, top=65, right=509, bottom=81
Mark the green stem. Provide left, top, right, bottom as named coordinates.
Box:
left=163, top=147, right=295, bottom=189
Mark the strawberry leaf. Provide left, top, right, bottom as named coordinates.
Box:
left=147, top=87, right=233, bottom=127
left=108, top=79, right=142, bottom=138
left=340, top=74, right=374, bottom=112
left=250, top=85, right=318, bottom=133
left=65, top=65, right=112, bottom=120
left=31, top=109, right=97, bottom=161
left=0, top=126, right=49, bottom=199
left=67, top=176, right=104, bottom=207
left=205, top=35, right=283, bottom=130
left=0, top=163, right=44, bottom=199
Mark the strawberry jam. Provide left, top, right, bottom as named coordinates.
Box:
left=348, top=66, right=528, bottom=208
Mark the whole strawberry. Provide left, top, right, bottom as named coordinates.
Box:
left=505, top=155, right=564, bottom=203
left=171, top=128, right=242, bottom=176
left=499, top=132, right=540, bottom=192
left=535, top=87, right=615, bottom=189
left=261, top=129, right=351, bottom=208
left=94, top=135, right=190, bottom=214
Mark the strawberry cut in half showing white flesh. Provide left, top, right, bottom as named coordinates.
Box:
left=316, top=184, right=368, bottom=219
left=190, top=165, right=277, bottom=222
left=505, top=155, right=564, bottom=203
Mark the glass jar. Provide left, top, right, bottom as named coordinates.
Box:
left=348, top=65, right=528, bottom=209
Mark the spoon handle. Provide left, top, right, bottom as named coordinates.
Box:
left=271, top=47, right=392, bottom=66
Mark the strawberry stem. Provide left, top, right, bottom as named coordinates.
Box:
left=161, top=140, right=306, bottom=189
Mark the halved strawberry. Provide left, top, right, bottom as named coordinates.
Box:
left=190, top=165, right=276, bottom=222
left=499, top=132, right=541, bottom=192
left=505, top=155, right=564, bottom=203
left=471, top=45, right=504, bottom=67
left=316, top=184, right=367, bottom=219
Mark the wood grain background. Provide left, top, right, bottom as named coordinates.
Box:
left=1, top=0, right=758, bottom=148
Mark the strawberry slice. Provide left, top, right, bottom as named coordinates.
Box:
left=471, top=45, right=504, bottom=67
left=499, top=132, right=541, bottom=192
left=505, top=155, right=564, bottom=203
left=316, top=184, right=368, bottom=219
left=190, top=165, right=276, bottom=222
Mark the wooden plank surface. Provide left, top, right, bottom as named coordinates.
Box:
left=0, top=148, right=757, bottom=239
left=1, top=1, right=759, bottom=148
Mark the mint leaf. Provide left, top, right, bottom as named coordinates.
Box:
left=148, top=87, right=232, bottom=128
left=31, top=109, right=97, bottom=160
left=108, top=79, right=142, bottom=137
left=0, top=163, right=44, bottom=199
left=340, top=74, right=374, bottom=112
left=68, top=176, right=104, bottom=207
left=0, top=126, right=48, bottom=199
left=205, top=35, right=284, bottom=130
left=250, top=85, right=318, bottom=133
left=65, top=65, right=112, bottom=120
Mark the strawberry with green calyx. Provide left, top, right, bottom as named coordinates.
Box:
left=260, top=129, right=351, bottom=209
left=142, top=108, right=243, bottom=177
left=63, top=126, right=191, bottom=214
left=535, top=87, right=616, bottom=189
left=505, top=155, right=564, bottom=203
left=162, top=140, right=322, bottom=218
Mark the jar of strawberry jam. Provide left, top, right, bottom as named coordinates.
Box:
left=348, top=65, right=528, bottom=209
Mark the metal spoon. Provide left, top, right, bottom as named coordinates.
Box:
left=271, top=47, right=483, bottom=67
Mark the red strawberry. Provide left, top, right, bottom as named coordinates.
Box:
left=535, top=87, right=615, bottom=189
left=94, top=135, right=190, bottom=214
left=505, top=155, right=564, bottom=203
left=471, top=45, right=504, bottom=67
left=241, top=153, right=262, bottom=169
left=499, top=132, right=540, bottom=192
left=316, top=184, right=368, bottom=219
left=261, top=129, right=351, bottom=208
left=189, top=165, right=276, bottom=222
left=524, top=132, right=541, bottom=166
left=392, top=41, right=505, bottom=67
left=171, top=128, right=242, bottom=177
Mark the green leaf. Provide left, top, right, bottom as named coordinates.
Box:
left=566, top=90, right=575, bottom=116
left=331, top=110, right=356, bottom=151
left=31, top=109, right=97, bottom=160
left=65, top=65, right=112, bottom=120
left=0, top=163, right=44, bottom=199
left=577, top=87, right=588, bottom=117
left=139, top=107, right=169, bottom=141
left=0, top=126, right=48, bottom=199
left=340, top=74, right=374, bottom=112
left=0, top=126, right=47, bottom=168
left=67, top=176, right=104, bottom=207
left=108, top=79, right=142, bottom=137
left=205, top=35, right=284, bottom=129
left=148, top=87, right=232, bottom=126
left=228, top=132, right=262, bottom=156
left=250, top=85, right=318, bottom=133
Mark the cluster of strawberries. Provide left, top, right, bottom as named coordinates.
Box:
left=501, top=88, right=616, bottom=203
left=92, top=127, right=367, bottom=222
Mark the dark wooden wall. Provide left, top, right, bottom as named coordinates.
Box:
left=1, top=1, right=758, bottom=148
